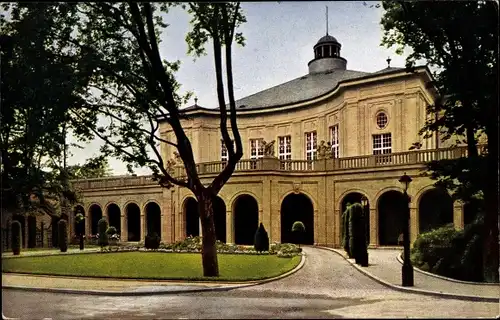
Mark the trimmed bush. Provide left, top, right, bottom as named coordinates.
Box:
left=342, top=203, right=352, bottom=258
left=75, top=213, right=85, bottom=250
left=291, top=221, right=305, bottom=246
left=348, top=203, right=368, bottom=266
left=58, top=220, right=68, bottom=252
left=98, top=218, right=109, bottom=248
left=11, top=220, right=22, bottom=255
left=254, top=223, right=270, bottom=252
left=106, top=226, right=117, bottom=235
left=145, top=232, right=161, bottom=250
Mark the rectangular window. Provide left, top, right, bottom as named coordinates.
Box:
left=329, top=125, right=339, bottom=159
left=250, top=139, right=264, bottom=159
left=278, top=136, right=292, bottom=170
left=305, top=131, right=317, bottom=161
left=373, top=133, right=392, bottom=164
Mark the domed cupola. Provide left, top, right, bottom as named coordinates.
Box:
left=308, top=8, right=347, bottom=74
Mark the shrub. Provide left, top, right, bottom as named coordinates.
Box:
left=11, top=220, right=22, bottom=255
left=57, top=220, right=68, bottom=252
left=98, top=218, right=109, bottom=248
left=291, top=221, right=306, bottom=246
left=254, top=223, right=270, bottom=252
left=145, top=232, right=161, bottom=250
left=106, top=226, right=117, bottom=235
left=342, top=203, right=352, bottom=257
left=348, top=203, right=368, bottom=266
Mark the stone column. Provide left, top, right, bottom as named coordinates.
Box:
left=226, top=210, right=233, bottom=244
left=120, top=214, right=127, bottom=242
left=270, top=180, right=280, bottom=243
left=334, top=209, right=341, bottom=248
left=24, top=216, right=28, bottom=248
left=140, top=212, right=145, bottom=241
left=410, top=207, right=418, bottom=245
left=453, top=201, right=464, bottom=230
left=198, top=217, right=203, bottom=238
left=85, top=214, right=90, bottom=238
left=369, top=208, right=377, bottom=246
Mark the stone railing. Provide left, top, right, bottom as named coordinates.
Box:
left=73, top=146, right=477, bottom=190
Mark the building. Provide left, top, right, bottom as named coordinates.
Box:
left=4, top=31, right=473, bottom=250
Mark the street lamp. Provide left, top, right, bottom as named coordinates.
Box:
left=360, top=196, right=369, bottom=245
left=399, top=172, right=414, bottom=287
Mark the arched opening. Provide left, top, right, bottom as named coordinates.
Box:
left=12, top=215, right=26, bottom=248
left=107, top=203, right=121, bottom=235
left=89, top=204, right=102, bottom=235
left=340, top=192, right=370, bottom=245
left=145, top=202, right=161, bottom=239
left=419, top=188, right=453, bottom=233
left=280, top=193, right=314, bottom=245
left=184, top=197, right=199, bottom=238
left=233, top=195, right=259, bottom=245
left=27, top=215, right=36, bottom=248
left=213, top=196, right=226, bottom=243
left=378, top=190, right=406, bottom=246
left=74, top=205, right=85, bottom=236
left=126, top=203, right=140, bottom=241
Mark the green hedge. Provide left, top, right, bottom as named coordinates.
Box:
left=11, top=221, right=22, bottom=255
left=98, top=219, right=109, bottom=248
left=58, top=220, right=68, bottom=252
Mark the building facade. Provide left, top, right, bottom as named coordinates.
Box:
left=4, top=33, right=473, bottom=249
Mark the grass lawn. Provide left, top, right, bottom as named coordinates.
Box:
left=2, top=252, right=301, bottom=281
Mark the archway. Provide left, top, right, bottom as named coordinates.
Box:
left=145, top=202, right=161, bottom=238
left=27, top=215, right=36, bottom=248
left=107, top=203, right=121, bottom=235
left=464, top=199, right=482, bottom=225
left=340, top=192, right=370, bottom=245
left=280, top=193, right=314, bottom=245
left=233, top=195, right=259, bottom=245
left=89, top=204, right=102, bottom=235
left=126, top=203, right=140, bottom=241
left=12, top=215, right=26, bottom=248
left=73, top=205, right=85, bottom=236
left=213, top=196, right=226, bottom=243
left=378, top=190, right=406, bottom=246
left=184, top=197, right=199, bottom=238
left=419, top=188, right=453, bottom=233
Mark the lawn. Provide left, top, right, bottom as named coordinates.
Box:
left=2, top=252, right=301, bottom=281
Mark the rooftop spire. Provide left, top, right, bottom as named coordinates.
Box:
left=386, top=56, right=391, bottom=68
left=326, top=5, right=329, bottom=35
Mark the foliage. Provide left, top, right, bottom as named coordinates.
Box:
left=348, top=203, right=368, bottom=266
left=27, top=217, right=36, bottom=248
left=106, top=226, right=117, bottom=235
left=97, top=218, right=109, bottom=248
left=291, top=221, right=305, bottom=233
left=11, top=220, right=21, bottom=255
left=254, top=223, right=270, bottom=252
left=341, top=203, right=352, bottom=257
left=66, top=155, right=113, bottom=180
left=411, top=215, right=485, bottom=282
left=57, top=219, right=68, bottom=252
left=145, top=232, right=161, bottom=250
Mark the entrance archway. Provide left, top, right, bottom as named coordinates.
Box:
left=233, top=195, right=259, bottom=245
left=419, top=188, right=453, bottom=233
left=213, top=196, right=226, bottom=243
left=340, top=192, right=370, bottom=245
left=12, top=215, right=26, bottom=248
left=107, top=203, right=121, bottom=235
left=27, top=216, right=36, bottom=248
left=145, top=202, right=161, bottom=238
left=183, top=197, right=199, bottom=237
left=280, top=193, right=314, bottom=245
left=89, top=204, right=102, bottom=235
left=378, top=190, right=406, bottom=246
left=126, top=203, right=140, bottom=241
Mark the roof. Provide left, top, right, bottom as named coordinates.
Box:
left=316, top=34, right=339, bottom=45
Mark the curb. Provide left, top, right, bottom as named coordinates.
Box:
left=2, top=253, right=306, bottom=296
left=396, top=253, right=499, bottom=286
left=315, top=246, right=499, bottom=303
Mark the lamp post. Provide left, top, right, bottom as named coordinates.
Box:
left=399, top=172, right=414, bottom=287
left=360, top=196, right=369, bottom=245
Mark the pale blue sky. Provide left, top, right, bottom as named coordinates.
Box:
left=67, top=1, right=413, bottom=175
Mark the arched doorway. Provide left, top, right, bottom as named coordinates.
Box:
left=107, top=203, right=121, bottom=235
left=419, top=188, right=453, bottom=233
left=145, top=202, right=161, bottom=239
left=233, top=195, right=259, bottom=245
left=126, top=203, right=140, bottom=241
left=213, top=196, right=226, bottom=243
left=183, top=197, right=199, bottom=238
left=280, top=193, right=314, bottom=245
left=89, top=204, right=102, bottom=235
left=12, top=215, right=26, bottom=248
left=27, top=215, right=36, bottom=248
left=378, top=190, right=406, bottom=246
left=340, top=192, right=370, bottom=245
left=74, top=205, right=85, bottom=237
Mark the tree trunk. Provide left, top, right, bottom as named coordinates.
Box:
left=198, top=192, right=219, bottom=277
left=482, top=122, right=499, bottom=282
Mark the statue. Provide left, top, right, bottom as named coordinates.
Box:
left=260, top=140, right=276, bottom=157
left=325, top=141, right=333, bottom=159
left=317, top=140, right=327, bottom=160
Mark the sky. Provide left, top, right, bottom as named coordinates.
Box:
left=66, top=1, right=412, bottom=176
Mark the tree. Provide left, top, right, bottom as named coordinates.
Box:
left=37, top=3, right=245, bottom=276
left=66, top=155, right=113, bottom=180
left=380, top=1, right=498, bottom=282
left=291, top=221, right=306, bottom=247
left=0, top=3, right=97, bottom=220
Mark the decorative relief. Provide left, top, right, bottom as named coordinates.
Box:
left=293, top=183, right=301, bottom=194
left=277, top=125, right=291, bottom=136
left=304, top=120, right=317, bottom=132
